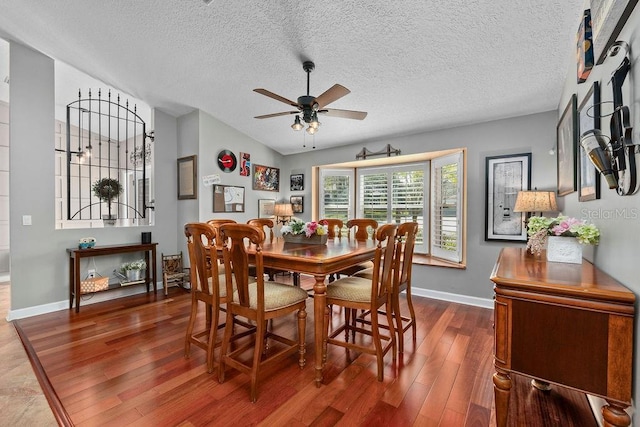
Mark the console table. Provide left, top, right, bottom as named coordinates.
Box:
left=68, top=243, right=157, bottom=312
left=490, top=247, right=635, bottom=427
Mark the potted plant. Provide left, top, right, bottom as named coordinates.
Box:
left=92, top=177, right=123, bottom=225
left=121, top=259, right=147, bottom=281
left=526, top=215, right=600, bottom=263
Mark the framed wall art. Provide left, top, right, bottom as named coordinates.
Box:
left=591, top=0, right=638, bottom=64
left=252, top=164, right=280, bottom=191
left=577, top=9, right=594, bottom=83
left=258, top=199, right=275, bottom=218
left=290, top=196, right=303, bottom=213
left=213, top=185, right=245, bottom=213
left=290, top=174, right=304, bottom=191
left=557, top=94, right=578, bottom=196
left=577, top=81, right=601, bottom=202
left=485, top=153, right=531, bottom=242
left=177, top=155, right=197, bottom=200
left=240, top=152, right=251, bottom=176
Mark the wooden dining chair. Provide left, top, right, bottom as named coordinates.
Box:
left=206, top=219, right=237, bottom=272
left=355, top=221, right=419, bottom=353
left=320, top=218, right=344, bottom=239
left=334, top=218, right=378, bottom=278
left=320, top=218, right=345, bottom=282
left=246, top=218, right=274, bottom=243
left=183, top=222, right=253, bottom=373
left=324, top=223, right=397, bottom=382
left=217, top=223, right=308, bottom=402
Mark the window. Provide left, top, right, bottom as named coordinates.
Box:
left=357, top=164, right=428, bottom=253
left=316, top=149, right=465, bottom=264
left=431, top=152, right=463, bottom=262
left=319, top=169, right=354, bottom=224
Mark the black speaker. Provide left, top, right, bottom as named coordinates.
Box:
left=141, top=232, right=152, bottom=244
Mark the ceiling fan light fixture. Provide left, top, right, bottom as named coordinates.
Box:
left=306, top=126, right=317, bottom=135
left=291, top=115, right=303, bottom=131
left=309, top=112, right=320, bottom=129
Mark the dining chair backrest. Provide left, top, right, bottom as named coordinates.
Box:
left=347, top=218, right=378, bottom=241
left=393, top=222, right=419, bottom=293
left=220, top=224, right=265, bottom=309
left=370, top=224, right=397, bottom=304
left=207, top=219, right=237, bottom=249
left=246, top=218, right=274, bottom=243
left=184, top=222, right=220, bottom=295
left=320, top=218, right=344, bottom=239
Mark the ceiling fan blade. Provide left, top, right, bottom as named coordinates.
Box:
left=254, top=111, right=299, bottom=119
left=315, top=84, right=350, bottom=109
left=254, top=88, right=299, bottom=108
left=322, top=108, right=367, bottom=120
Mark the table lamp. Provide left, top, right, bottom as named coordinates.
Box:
left=513, top=190, right=558, bottom=217
left=273, top=203, right=294, bottom=225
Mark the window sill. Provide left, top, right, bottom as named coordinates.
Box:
left=412, top=254, right=466, bottom=269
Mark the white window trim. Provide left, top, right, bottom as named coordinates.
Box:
left=430, top=151, right=463, bottom=262
left=319, top=168, right=355, bottom=221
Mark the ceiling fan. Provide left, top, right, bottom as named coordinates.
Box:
left=253, top=60, right=367, bottom=135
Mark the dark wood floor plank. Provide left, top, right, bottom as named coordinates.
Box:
left=12, top=279, right=599, bottom=427
left=387, top=381, right=431, bottom=426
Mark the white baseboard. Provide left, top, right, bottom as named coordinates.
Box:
left=6, top=282, right=156, bottom=321
left=411, top=287, right=494, bottom=309
left=0, top=273, right=10, bottom=283
left=6, top=282, right=493, bottom=321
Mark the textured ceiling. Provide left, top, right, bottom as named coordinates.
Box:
left=0, top=1, right=583, bottom=154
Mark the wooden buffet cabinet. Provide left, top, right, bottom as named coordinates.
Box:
left=490, top=248, right=635, bottom=427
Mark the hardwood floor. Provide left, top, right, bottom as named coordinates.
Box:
left=7, top=275, right=597, bottom=426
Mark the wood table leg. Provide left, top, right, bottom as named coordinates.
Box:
left=313, top=274, right=327, bottom=388
left=493, top=371, right=511, bottom=427
left=74, top=256, right=81, bottom=313
left=69, top=256, right=74, bottom=309
left=602, top=401, right=631, bottom=427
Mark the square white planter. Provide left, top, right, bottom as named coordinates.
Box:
left=546, top=236, right=583, bottom=264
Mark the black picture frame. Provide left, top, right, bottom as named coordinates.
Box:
left=485, top=153, right=531, bottom=242
left=577, top=82, right=601, bottom=202
left=177, top=155, right=197, bottom=200
left=290, top=196, right=303, bottom=213
left=557, top=95, right=578, bottom=196
left=212, top=185, right=245, bottom=213
left=591, top=0, right=639, bottom=64
left=290, top=174, right=304, bottom=191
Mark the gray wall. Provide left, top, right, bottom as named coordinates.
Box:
left=196, top=110, right=284, bottom=223
left=281, top=111, right=558, bottom=300
left=557, top=5, right=640, bottom=412
left=8, top=42, right=180, bottom=314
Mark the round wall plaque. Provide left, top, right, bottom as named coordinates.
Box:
left=217, top=150, right=237, bottom=172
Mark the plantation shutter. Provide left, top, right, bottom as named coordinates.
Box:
left=360, top=172, right=388, bottom=224
left=319, top=169, right=353, bottom=223
left=431, top=152, right=463, bottom=262
left=357, top=164, right=428, bottom=253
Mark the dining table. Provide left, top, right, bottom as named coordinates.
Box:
left=259, top=237, right=378, bottom=387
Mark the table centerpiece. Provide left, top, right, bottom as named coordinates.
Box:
left=281, top=219, right=329, bottom=245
